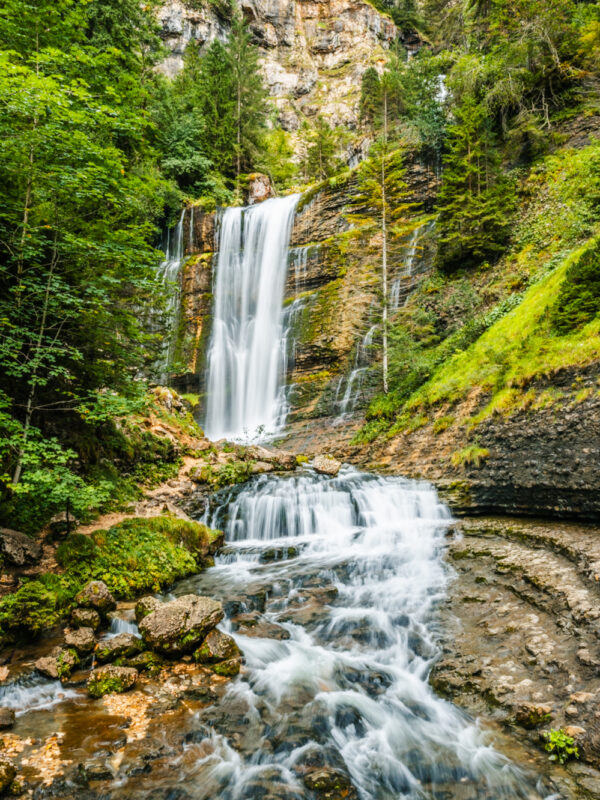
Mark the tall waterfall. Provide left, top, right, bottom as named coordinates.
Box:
left=204, top=194, right=300, bottom=441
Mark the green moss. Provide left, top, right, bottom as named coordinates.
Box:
left=433, top=415, right=455, bottom=434
left=192, top=460, right=254, bottom=489
left=87, top=672, right=134, bottom=698
left=0, top=516, right=222, bottom=642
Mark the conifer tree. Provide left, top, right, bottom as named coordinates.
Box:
left=303, top=116, right=340, bottom=181
left=435, top=96, right=515, bottom=272
left=347, top=142, right=421, bottom=394
left=360, top=67, right=382, bottom=129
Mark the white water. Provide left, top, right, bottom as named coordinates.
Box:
left=204, top=195, right=301, bottom=441
left=180, top=469, right=549, bottom=800
left=333, top=325, right=377, bottom=422
left=156, top=208, right=186, bottom=376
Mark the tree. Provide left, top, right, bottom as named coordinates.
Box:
left=303, top=116, right=341, bottom=181
left=435, top=95, right=516, bottom=272
left=347, top=143, right=422, bottom=393
left=360, top=67, right=382, bottom=129
left=227, top=11, right=271, bottom=198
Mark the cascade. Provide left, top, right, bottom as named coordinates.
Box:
left=204, top=194, right=300, bottom=441
left=156, top=208, right=186, bottom=377
left=166, top=468, right=550, bottom=800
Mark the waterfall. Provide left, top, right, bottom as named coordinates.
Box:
left=156, top=208, right=186, bottom=378
left=204, top=195, right=300, bottom=441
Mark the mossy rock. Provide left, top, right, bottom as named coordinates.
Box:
left=95, top=633, right=143, bottom=663
left=194, top=630, right=241, bottom=664
left=57, top=648, right=80, bottom=680
left=211, top=658, right=242, bottom=677
left=87, top=665, right=138, bottom=698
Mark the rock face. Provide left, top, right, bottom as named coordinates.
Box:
left=247, top=173, right=275, bottom=205
left=87, top=665, right=138, bottom=698
left=157, top=0, right=397, bottom=135
left=0, top=528, right=41, bottom=567
left=138, top=594, right=224, bottom=656
left=75, top=581, right=116, bottom=615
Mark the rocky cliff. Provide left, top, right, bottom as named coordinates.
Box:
left=157, top=0, right=397, bottom=138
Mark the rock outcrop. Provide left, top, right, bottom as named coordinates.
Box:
left=0, top=528, right=41, bottom=567
left=157, top=0, right=397, bottom=137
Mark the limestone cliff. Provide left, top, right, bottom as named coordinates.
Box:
left=157, top=0, right=397, bottom=137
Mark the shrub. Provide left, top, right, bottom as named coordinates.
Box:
left=551, top=245, right=600, bottom=334
left=451, top=446, right=490, bottom=468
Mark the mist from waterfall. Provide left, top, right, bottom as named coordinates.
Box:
left=204, top=195, right=300, bottom=441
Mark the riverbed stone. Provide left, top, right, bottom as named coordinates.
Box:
left=75, top=581, right=116, bottom=615
left=231, top=611, right=290, bottom=640
left=87, top=665, right=138, bottom=698
left=138, top=594, right=224, bottom=656
left=95, top=633, right=143, bottom=663
left=0, top=758, right=16, bottom=793
left=64, top=626, right=96, bottom=655
left=312, top=455, right=341, bottom=476
left=514, top=702, right=553, bottom=729
left=35, top=646, right=79, bottom=680
left=194, top=630, right=241, bottom=664
left=70, top=607, right=101, bottom=630
left=303, top=767, right=358, bottom=799
left=0, top=708, right=14, bottom=729
left=135, top=595, right=161, bottom=623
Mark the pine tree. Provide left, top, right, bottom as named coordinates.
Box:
left=227, top=10, right=270, bottom=199
left=347, top=143, right=421, bottom=394
left=435, top=95, right=515, bottom=272
left=359, top=67, right=382, bottom=129
left=303, top=116, right=341, bottom=181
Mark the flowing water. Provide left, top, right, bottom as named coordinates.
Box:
left=157, top=468, right=549, bottom=800
left=156, top=208, right=187, bottom=378
left=204, top=195, right=300, bottom=441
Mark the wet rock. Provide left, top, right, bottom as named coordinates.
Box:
left=63, top=627, right=96, bottom=655
left=35, top=647, right=79, bottom=680
left=0, top=527, right=41, bottom=567
left=260, top=546, right=298, bottom=562
left=303, top=767, right=358, bottom=799
left=0, top=708, right=14, bottom=729
left=244, top=445, right=297, bottom=471
left=70, top=607, right=101, bottom=630
left=223, top=589, right=267, bottom=616
left=0, top=758, right=16, bottom=793
left=194, top=629, right=241, bottom=663
left=312, top=455, right=341, bottom=477
left=252, top=461, right=275, bottom=474
left=514, top=702, right=553, bottom=729
left=95, top=633, right=143, bottom=663
left=135, top=595, right=162, bottom=623
left=211, top=657, right=242, bottom=677
left=77, top=760, right=114, bottom=782
left=232, top=611, right=290, bottom=640
left=87, top=665, right=138, bottom=698
left=75, top=581, right=116, bottom=615
left=126, top=651, right=165, bottom=673
left=138, top=594, right=224, bottom=656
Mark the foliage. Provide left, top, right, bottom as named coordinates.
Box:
left=301, top=117, right=344, bottom=182
left=0, top=516, right=220, bottom=641
left=451, top=445, right=490, bottom=468
left=543, top=729, right=580, bottom=764
left=551, top=242, right=600, bottom=333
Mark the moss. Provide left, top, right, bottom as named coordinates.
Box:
left=0, top=516, right=222, bottom=643
left=433, top=415, right=455, bottom=434
left=191, top=460, right=254, bottom=489
left=212, top=658, right=241, bottom=677
left=451, top=446, right=490, bottom=468
left=87, top=671, right=134, bottom=698
left=57, top=648, right=80, bottom=679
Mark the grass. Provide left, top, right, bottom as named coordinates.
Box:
left=451, top=446, right=490, bottom=468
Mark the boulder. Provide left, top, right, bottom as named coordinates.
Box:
left=312, top=455, right=341, bottom=477
left=0, top=708, right=15, bottom=730
left=0, top=527, right=41, bottom=567
left=514, top=702, right=553, bottom=729
left=247, top=173, right=275, bottom=205
left=64, top=627, right=96, bottom=655
left=70, top=607, right=101, bottom=630
left=138, top=594, right=224, bottom=656
left=87, top=665, right=138, bottom=698
left=211, top=658, right=242, bottom=677
left=245, top=446, right=297, bottom=471
left=0, top=758, right=16, bottom=793
left=135, top=595, right=161, bottom=624
left=35, top=647, right=79, bottom=680
left=125, top=651, right=164, bottom=674
left=232, top=611, right=290, bottom=641
left=194, top=630, right=241, bottom=664
left=75, top=581, right=116, bottom=615
left=95, top=633, right=143, bottom=664
left=48, top=511, right=79, bottom=537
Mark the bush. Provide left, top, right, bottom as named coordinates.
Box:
left=543, top=729, right=580, bottom=765
left=551, top=245, right=600, bottom=334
